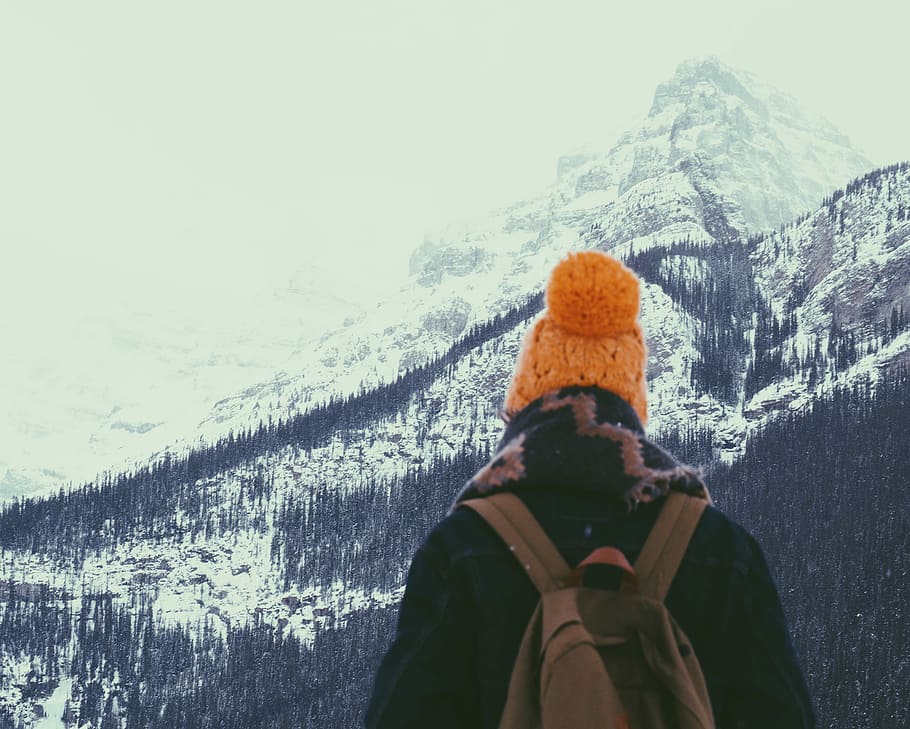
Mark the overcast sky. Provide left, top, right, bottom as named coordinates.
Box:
left=2, top=0, right=908, bottom=335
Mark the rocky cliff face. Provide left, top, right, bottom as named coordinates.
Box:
left=742, top=163, right=910, bottom=417
left=751, top=163, right=910, bottom=338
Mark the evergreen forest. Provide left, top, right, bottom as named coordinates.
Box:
left=1, top=370, right=907, bottom=728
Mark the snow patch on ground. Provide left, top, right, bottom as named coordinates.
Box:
left=33, top=678, right=71, bottom=729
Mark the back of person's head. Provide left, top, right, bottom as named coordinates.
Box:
left=505, top=250, right=648, bottom=424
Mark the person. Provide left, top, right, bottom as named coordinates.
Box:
left=365, top=250, right=815, bottom=728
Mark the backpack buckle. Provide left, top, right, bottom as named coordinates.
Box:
left=566, top=547, right=639, bottom=593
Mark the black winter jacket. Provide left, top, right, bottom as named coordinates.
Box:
left=365, top=387, right=815, bottom=728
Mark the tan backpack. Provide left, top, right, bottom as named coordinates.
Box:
left=460, top=491, right=716, bottom=729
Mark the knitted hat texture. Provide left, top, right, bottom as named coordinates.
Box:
left=504, top=250, right=648, bottom=423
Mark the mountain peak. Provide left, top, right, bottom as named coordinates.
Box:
left=656, top=56, right=761, bottom=111
left=581, top=57, right=873, bottom=232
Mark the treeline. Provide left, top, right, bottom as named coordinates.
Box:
left=3, top=373, right=906, bottom=727
left=272, top=447, right=485, bottom=592
left=746, top=161, right=910, bottom=249
left=822, top=161, right=910, bottom=216
left=623, top=233, right=909, bottom=404
left=707, top=370, right=910, bottom=729
left=626, top=237, right=755, bottom=403
left=0, top=293, right=543, bottom=565
left=746, top=304, right=910, bottom=400
left=270, top=420, right=718, bottom=594
left=0, top=581, right=71, bottom=728
left=0, top=590, right=397, bottom=729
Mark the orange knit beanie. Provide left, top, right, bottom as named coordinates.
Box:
left=504, top=250, right=648, bottom=424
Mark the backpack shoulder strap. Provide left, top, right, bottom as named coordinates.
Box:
left=459, top=493, right=569, bottom=594
left=634, top=491, right=708, bottom=601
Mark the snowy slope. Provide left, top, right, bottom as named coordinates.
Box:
left=741, top=163, right=910, bottom=417
left=751, top=163, right=910, bottom=338
left=0, top=263, right=375, bottom=502
left=190, top=57, right=872, bottom=448
left=0, top=57, right=872, bottom=504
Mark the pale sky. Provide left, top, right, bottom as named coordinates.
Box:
left=1, top=0, right=908, bottom=335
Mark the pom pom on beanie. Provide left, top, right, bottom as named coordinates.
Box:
left=546, top=251, right=640, bottom=337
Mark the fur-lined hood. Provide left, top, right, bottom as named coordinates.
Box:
left=453, top=386, right=708, bottom=510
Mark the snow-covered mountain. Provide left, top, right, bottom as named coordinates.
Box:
left=741, top=162, right=910, bottom=417
left=751, top=164, right=910, bottom=341
left=0, top=56, right=874, bottom=505
left=594, top=56, right=870, bottom=232
left=192, top=56, right=872, bottom=444
left=0, top=262, right=382, bottom=502
left=3, top=57, right=909, bottom=728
